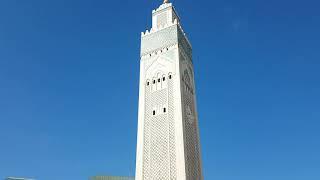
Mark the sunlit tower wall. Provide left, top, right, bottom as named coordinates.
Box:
left=135, top=2, right=203, bottom=180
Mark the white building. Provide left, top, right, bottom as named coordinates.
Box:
left=5, top=177, right=34, bottom=180
left=135, top=1, right=203, bottom=179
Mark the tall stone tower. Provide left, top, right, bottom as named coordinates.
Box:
left=135, top=1, right=203, bottom=180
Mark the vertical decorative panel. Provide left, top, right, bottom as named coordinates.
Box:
left=143, top=74, right=177, bottom=179
left=150, top=89, right=168, bottom=179
left=143, top=84, right=151, bottom=180
left=157, top=12, right=168, bottom=28
left=182, top=66, right=201, bottom=180
left=168, top=75, right=177, bottom=180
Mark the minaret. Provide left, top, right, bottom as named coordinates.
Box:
left=135, top=1, right=203, bottom=180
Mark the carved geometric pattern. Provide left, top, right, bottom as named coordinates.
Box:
left=182, top=68, right=201, bottom=180
left=168, top=74, right=177, bottom=180
left=142, top=74, right=176, bottom=180
left=178, top=27, right=192, bottom=62
left=143, top=84, right=151, bottom=180
left=151, top=114, right=169, bottom=179
left=157, top=12, right=168, bottom=28
left=141, top=25, right=178, bottom=56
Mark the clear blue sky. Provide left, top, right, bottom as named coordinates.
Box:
left=0, top=0, right=319, bottom=179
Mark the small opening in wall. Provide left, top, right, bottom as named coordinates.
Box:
left=167, top=48, right=169, bottom=50
left=153, top=80, right=156, bottom=84
left=163, top=77, right=166, bottom=81
left=153, top=110, right=156, bottom=115
left=147, top=82, right=150, bottom=86
left=163, top=108, right=166, bottom=113
left=158, top=78, right=161, bottom=82
left=169, top=75, right=172, bottom=79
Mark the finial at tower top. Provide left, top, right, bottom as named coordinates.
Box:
left=163, top=0, right=169, bottom=4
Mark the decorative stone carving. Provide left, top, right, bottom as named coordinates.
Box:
left=136, top=2, right=203, bottom=180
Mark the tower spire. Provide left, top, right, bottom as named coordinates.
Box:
left=163, top=0, right=169, bottom=4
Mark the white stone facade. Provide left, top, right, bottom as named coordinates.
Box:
left=135, top=3, right=203, bottom=180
